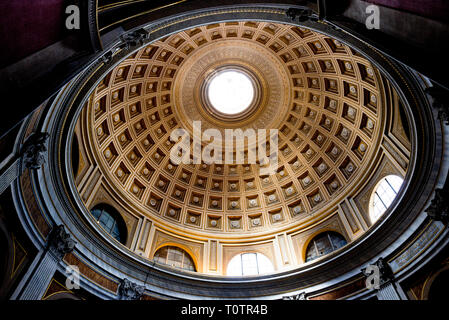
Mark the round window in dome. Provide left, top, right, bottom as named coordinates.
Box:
left=207, top=70, right=255, bottom=115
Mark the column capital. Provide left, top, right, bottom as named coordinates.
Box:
left=47, top=225, right=76, bottom=260
left=119, top=29, right=149, bottom=50
left=118, top=278, right=145, bottom=300
left=362, top=257, right=394, bottom=287
left=21, top=132, right=49, bottom=170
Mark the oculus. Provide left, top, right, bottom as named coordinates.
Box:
left=207, top=70, right=255, bottom=115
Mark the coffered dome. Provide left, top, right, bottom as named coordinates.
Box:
left=69, top=18, right=414, bottom=278
left=80, top=21, right=385, bottom=238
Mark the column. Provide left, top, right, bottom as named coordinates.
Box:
left=19, top=250, right=60, bottom=300
left=17, top=225, right=76, bottom=300
left=377, top=283, right=401, bottom=300
left=0, top=132, right=49, bottom=195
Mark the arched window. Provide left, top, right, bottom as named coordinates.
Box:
left=90, top=204, right=127, bottom=244
left=153, top=246, right=196, bottom=272
left=370, top=175, right=404, bottom=223
left=227, top=252, right=274, bottom=276
left=305, top=231, right=347, bottom=262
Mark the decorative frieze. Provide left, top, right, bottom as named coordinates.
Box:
left=390, top=221, right=444, bottom=271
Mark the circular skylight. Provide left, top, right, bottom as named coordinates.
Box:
left=207, top=70, right=254, bottom=115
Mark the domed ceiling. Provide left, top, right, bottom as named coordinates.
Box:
left=79, top=21, right=385, bottom=239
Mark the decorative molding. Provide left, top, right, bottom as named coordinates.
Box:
left=382, top=137, right=408, bottom=170
left=340, top=201, right=359, bottom=234
left=118, top=278, right=145, bottom=300
left=86, top=0, right=103, bottom=51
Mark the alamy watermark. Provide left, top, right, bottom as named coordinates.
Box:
left=65, top=5, right=80, bottom=30
left=170, top=121, right=279, bottom=175
left=65, top=265, right=80, bottom=290
left=365, top=4, right=380, bottom=30
left=65, top=3, right=380, bottom=31
left=364, top=264, right=381, bottom=290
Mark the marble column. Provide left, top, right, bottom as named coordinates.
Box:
left=377, top=282, right=402, bottom=300
left=0, top=132, right=49, bottom=195
left=0, top=158, right=21, bottom=195
left=19, top=250, right=60, bottom=300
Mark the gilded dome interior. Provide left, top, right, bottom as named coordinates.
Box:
left=73, top=21, right=408, bottom=274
